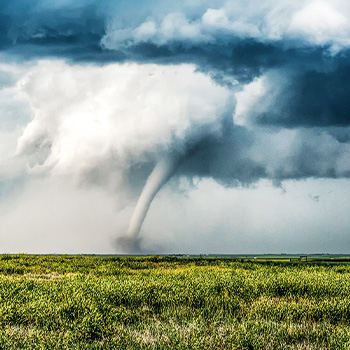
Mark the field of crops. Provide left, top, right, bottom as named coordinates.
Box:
left=0, top=255, right=349, bottom=349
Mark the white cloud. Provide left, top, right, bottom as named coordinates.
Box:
left=133, top=21, right=157, bottom=42
left=158, top=13, right=206, bottom=43
left=289, top=0, right=350, bottom=50
left=234, top=76, right=267, bottom=127
left=16, top=60, right=233, bottom=188
left=102, top=0, right=350, bottom=52
left=102, top=12, right=209, bottom=47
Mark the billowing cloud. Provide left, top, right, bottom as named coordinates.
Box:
left=5, top=58, right=347, bottom=202
left=102, top=0, right=350, bottom=51
left=16, top=61, right=233, bottom=191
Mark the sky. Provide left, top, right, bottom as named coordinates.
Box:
left=1, top=0, right=350, bottom=254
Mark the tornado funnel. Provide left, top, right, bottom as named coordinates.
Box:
left=119, top=153, right=179, bottom=252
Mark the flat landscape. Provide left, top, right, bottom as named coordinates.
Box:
left=0, top=254, right=350, bottom=349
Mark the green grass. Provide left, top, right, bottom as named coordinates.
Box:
left=0, top=254, right=349, bottom=349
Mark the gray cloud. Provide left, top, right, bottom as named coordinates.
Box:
left=238, top=57, right=350, bottom=127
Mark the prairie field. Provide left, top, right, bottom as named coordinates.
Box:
left=0, top=254, right=349, bottom=349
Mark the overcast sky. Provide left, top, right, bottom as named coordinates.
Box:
left=1, top=0, right=350, bottom=254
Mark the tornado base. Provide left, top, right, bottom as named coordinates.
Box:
left=117, top=236, right=142, bottom=253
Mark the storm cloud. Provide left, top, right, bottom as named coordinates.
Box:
left=0, top=0, right=350, bottom=253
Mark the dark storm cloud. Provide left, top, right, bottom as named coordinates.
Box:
left=252, top=51, right=350, bottom=127
left=3, top=0, right=350, bottom=189
left=175, top=116, right=349, bottom=187
left=1, top=0, right=349, bottom=103
left=0, top=1, right=331, bottom=73
left=0, top=0, right=285, bottom=76
left=0, top=0, right=114, bottom=61
left=177, top=120, right=265, bottom=186
left=0, top=1, right=343, bottom=76
left=0, top=1, right=330, bottom=87
left=125, top=40, right=325, bottom=85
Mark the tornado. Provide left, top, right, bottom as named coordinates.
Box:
left=118, top=153, right=179, bottom=252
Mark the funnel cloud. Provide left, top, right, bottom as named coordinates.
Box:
left=118, top=154, right=180, bottom=252
left=123, top=154, right=179, bottom=244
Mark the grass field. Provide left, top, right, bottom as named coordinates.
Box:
left=0, top=254, right=349, bottom=349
